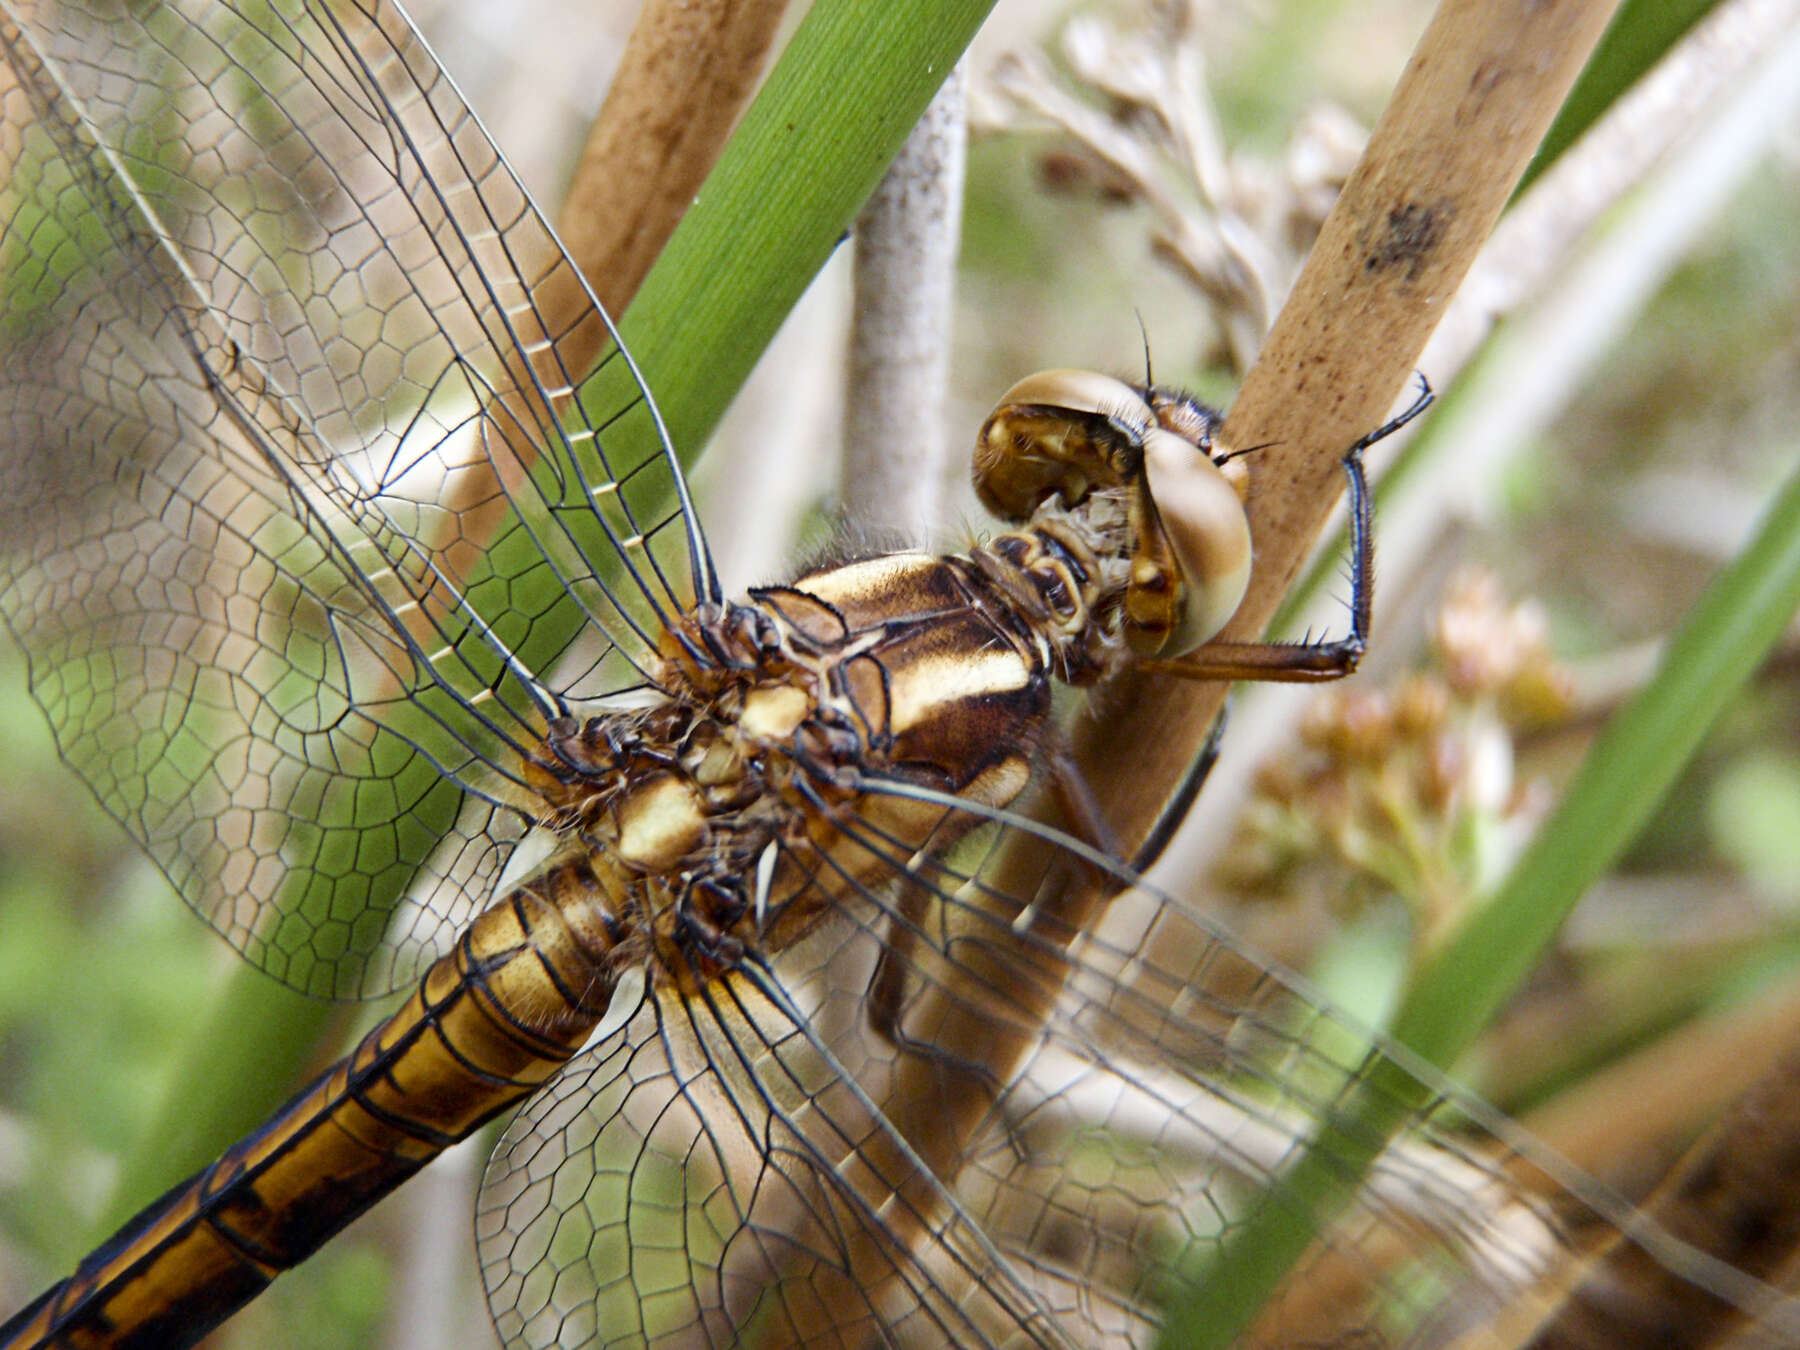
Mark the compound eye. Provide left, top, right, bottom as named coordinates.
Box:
left=1141, top=428, right=1251, bottom=654
left=988, top=369, right=1153, bottom=423
left=974, top=370, right=1155, bottom=521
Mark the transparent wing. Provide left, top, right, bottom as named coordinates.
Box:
left=476, top=790, right=1797, bottom=1350
left=0, top=0, right=710, bottom=997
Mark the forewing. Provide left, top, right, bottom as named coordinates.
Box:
left=0, top=0, right=706, bottom=996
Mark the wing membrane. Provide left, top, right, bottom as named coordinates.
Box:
left=8, top=2, right=1791, bottom=1346
left=476, top=787, right=1800, bottom=1350
left=0, top=0, right=706, bottom=996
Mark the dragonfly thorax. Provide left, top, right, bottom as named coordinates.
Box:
left=513, top=530, right=1098, bottom=991
left=504, top=371, right=1252, bottom=1002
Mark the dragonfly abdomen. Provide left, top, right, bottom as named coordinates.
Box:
left=0, top=865, right=625, bottom=1350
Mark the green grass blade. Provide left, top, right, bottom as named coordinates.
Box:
left=1520, top=0, right=1722, bottom=195
left=1392, top=459, right=1800, bottom=1063
left=1161, top=455, right=1800, bottom=1349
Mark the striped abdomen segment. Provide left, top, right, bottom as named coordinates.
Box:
left=1, top=868, right=620, bottom=1350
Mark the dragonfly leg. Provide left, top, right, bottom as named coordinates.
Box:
left=865, top=882, right=1010, bottom=1099
left=1128, top=703, right=1230, bottom=872
left=863, top=742, right=1122, bottom=1065
left=866, top=880, right=928, bottom=1050
left=1143, top=374, right=1433, bottom=684
left=1042, top=739, right=1128, bottom=866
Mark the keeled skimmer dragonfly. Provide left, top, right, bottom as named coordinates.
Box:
left=0, top=1, right=1795, bottom=1347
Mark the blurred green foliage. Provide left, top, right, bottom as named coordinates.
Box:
left=3, top=0, right=1800, bottom=1347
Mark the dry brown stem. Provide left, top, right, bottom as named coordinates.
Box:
left=557, top=0, right=789, bottom=318
left=1160, top=0, right=1800, bottom=885
left=1071, top=0, right=1625, bottom=854
left=865, top=0, right=1626, bottom=1336
left=1526, top=1026, right=1800, bottom=1347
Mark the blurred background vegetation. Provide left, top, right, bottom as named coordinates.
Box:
left=1, top=0, right=1797, bottom=1346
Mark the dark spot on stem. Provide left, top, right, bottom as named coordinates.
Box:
left=1363, top=200, right=1451, bottom=281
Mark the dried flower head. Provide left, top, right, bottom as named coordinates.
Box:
left=1215, top=569, right=1570, bottom=954
left=971, top=0, right=1366, bottom=375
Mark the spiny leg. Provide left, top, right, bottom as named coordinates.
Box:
left=1144, top=374, right=1433, bottom=684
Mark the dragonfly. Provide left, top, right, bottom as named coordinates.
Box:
left=0, top=2, right=1795, bottom=1348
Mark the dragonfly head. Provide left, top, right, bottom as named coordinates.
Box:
left=973, top=370, right=1251, bottom=658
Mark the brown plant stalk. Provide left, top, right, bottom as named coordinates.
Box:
left=864, top=0, right=1627, bottom=1338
